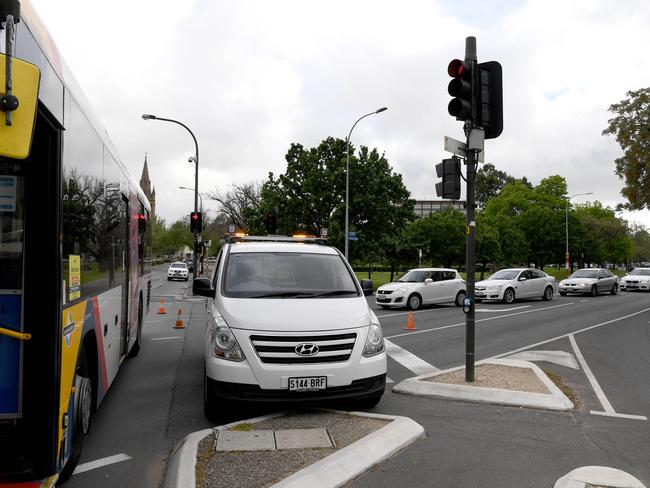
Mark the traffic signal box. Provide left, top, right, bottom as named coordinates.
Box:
left=435, top=156, right=461, bottom=200
left=190, top=211, right=202, bottom=233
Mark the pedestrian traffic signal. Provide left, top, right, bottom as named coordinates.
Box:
left=265, top=213, right=277, bottom=234
left=477, top=61, right=503, bottom=139
left=190, top=211, right=202, bottom=233
left=447, top=59, right=474, bottom=122
left=435, top=156, right=461, bottom=200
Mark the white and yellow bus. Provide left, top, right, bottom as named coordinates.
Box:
left=0, top=1, right=152, bottom=485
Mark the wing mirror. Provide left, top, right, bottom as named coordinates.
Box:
left=519, top=277, right=527, bottom=281
left=424, top=278, right=433, bottom=284
left=193, top=277, right=215, bottom=298
left=360, top=279, right=374, bottom=296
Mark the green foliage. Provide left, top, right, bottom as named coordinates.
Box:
left=603, top=88, right=650, bottom=210
left=405, top=209, right=465, bottom=267
left=475, top=163, right=532, bottom=209
left=574, top=202, right=633, bottom=266
left=631, top=225, right=650, bottom=262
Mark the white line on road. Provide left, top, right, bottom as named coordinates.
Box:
left=377, top=308, right=450, bottom=319
left=569, top=334, right=615, bottom=414
left=386, top=302, right=574, bottom=340
left=73, top=453, right=132, bottom=475
left=151, top=336, right=183, bottom=341
left=505, top=350, right=579, bottom=369
left=384, top=339, right=439, bottom=375
left=386, top=377, right=394, bottom=384
left=476, top=306, right=530, bottom=313
left=590, top=410, right=647, bottom=421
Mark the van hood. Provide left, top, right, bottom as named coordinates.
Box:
left=218, top=296, right=372, bottom=332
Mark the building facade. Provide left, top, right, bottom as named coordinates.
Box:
left=414, top=199, right=466, bottom=218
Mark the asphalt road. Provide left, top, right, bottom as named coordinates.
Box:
left=64, top=270, right=650, bottom=488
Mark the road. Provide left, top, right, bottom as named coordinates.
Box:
left=65, top=268, right=650, bottom=487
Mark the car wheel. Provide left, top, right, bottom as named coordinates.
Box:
left=590, top=285, right=598, bottom=297
left=407, top=293, right=422, bottom=310
left=610, top=283, right=618, bottom=295
left=185, top=277, right=189, bottom=282
left=542, top=286, right=554, bottom=301
left=167, top=277, right=171, bottom=281
left=502, top=288, right=515, bottom=304
left=559, top=291, right=567, bottom=296
left=455, top=290, right=466, bottom=307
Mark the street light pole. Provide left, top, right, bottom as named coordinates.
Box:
left=142, top=114, right=200, bottom=279
left=565, top=192, right=593, bottom=276
left=345, top=107, right=388, bottom=261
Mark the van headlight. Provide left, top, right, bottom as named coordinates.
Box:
left=211, top=314, right=245, bottom=362
left=363, top=312, right=384, bottom=357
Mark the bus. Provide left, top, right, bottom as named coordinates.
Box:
left=0, top=1, right=152, bottom=485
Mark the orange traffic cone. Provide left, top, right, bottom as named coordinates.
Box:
left=157, top=298, right=166, bottom=314
left=404, top=311, right=417, bottom=331
left=174, top=308, right=185, bottom=329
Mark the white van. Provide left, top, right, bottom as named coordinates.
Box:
left=193, top=236, right=386, bottom=416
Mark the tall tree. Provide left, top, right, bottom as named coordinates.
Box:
left=475, top=163, right=532, bottom=209
left=206, top=182, right=262, bottom=231
left=603, top=88, right=650, bottom=209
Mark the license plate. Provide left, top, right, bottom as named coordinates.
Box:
left=289, top=376, right=327, bottom=392
left=475, top=292, right=485, bottom=297
left=377, top=297, right=389, bottom=302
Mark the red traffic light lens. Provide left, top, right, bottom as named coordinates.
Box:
left=448, top=59, right=464, bottom=78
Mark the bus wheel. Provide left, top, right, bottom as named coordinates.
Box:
left=59, top=350, right=93, bottom=481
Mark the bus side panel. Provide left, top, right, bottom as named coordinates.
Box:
left=94, top=288, right=123, bottom=402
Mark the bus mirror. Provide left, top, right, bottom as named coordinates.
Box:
left=0, top=54, right=40, bottom=159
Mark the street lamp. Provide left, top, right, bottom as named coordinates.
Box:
left=178, top=186, right=203, bottom=213
left=142, top=114, right=200, bottom=278
left=565, top=192, right=593, bottom=276
left=345, top=107, right=388, bottom=261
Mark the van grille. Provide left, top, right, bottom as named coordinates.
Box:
left=249, top=333, right=357, bottom=364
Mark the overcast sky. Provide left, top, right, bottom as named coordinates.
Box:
left=29, top=0, right=650, bottom=228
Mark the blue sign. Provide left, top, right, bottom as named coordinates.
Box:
left=348, top=231, right=359, bottom=241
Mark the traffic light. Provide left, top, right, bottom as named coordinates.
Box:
left=435, top=156, right=461, bottom=200
left=447, top=58, right=475, bottom=122
left=194, top=241, right=203, bottom=254
left=265, top=213, right=277, bottom=234
left=190, top=211, right=202, bottom=233
left=477, top=61, right=503, bottom=139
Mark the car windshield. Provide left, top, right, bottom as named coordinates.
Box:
left=629, top=268, right=650, bottom=276
left=489, top=270, right=519, bottom=280
left=397, top=270, right=429, bottom=283
left=170, top=263, right=187, bottom=268
left=570, top=270, right=598, bottom=279
left=223, top=252, right=359, bottom=298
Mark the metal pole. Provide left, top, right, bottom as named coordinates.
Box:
left=565, top=200, right=570, bottom=277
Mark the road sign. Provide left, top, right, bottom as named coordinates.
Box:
left=203, top=240, right=211, bottom=248
left=228, top=224, right=235, bottom=233
left=444, top=136, right=484, bottom=163
left=348, top=231, right=359, bottom=241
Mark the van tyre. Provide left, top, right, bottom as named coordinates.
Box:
left=58, top=349, right=93, bottom=482
left=407, top=293, right=422, bottom=310
left=542, top=286, right=554, bottom=301
left=455, top=290, right=466, bottom=307
left=502, top=288, right=516, bottom=304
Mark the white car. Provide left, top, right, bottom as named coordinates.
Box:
left=475, top=268, right=556, bottom=304
left=619, top=268, right=650, bottom=292
left=559, top=268, right=619, bottom=296
left=192, top=235, right=386, bottom=415
left=375, top=268, right=466, bottom=310
left=167, top=261, right=189, bottom=281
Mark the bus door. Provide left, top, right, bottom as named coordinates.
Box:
left=120, top=196, right=130, bottom=358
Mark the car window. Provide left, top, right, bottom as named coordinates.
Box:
left=397, top=270, right=429, bottom=283
left=520, top=270, right=533, bottom=280
left=170, top=263, right=187, bottom=269
left=532, top=270, right=545, bottom=279
left=442, top=271, right=456, bottom=281
left=431, top=271, right=443, bottom=281
left=629, top=269, right=650, bottom=276
left=222, top=251, right=358, bottom=298
left=571, top=270, right=598, bottom=279
left=489, top=270, right=519, bottom=280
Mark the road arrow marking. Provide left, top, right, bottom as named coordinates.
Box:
left=73, top=453, right=132, bottom=475
left=505, top=350, right=579, bottom=369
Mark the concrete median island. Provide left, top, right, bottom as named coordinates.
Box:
left=392, top=358, right=574, bottom=411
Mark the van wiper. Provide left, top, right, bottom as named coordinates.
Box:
left=309, top=290, right=358, bottom=297
left=248, top=292, right=315, bottom=298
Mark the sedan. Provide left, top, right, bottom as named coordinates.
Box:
left=619, top=267, right=650, bottom=292
left=375, top=268, right=466, bottom=310
left=475, top=268, right=556, bottom=304
left=558, top=268, right=618, bottom=296
left=167, top=262, right=189, bottom=281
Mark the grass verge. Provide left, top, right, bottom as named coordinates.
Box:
left=543, top=368, right=580, bottom=409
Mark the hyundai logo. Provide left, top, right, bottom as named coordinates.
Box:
left=295, top=343, right=319, bottom=356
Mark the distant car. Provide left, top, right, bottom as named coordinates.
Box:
left=558, top=268, right=618, bottom=296
left=168, top=262, right=189, bottom=281
left=375, top=268, right=466, bottom=310
left=475, top=268, right=556, bottom=304
left=620, top=267, right=650, bottom=292
left=184, top=259, right=194, bottom=272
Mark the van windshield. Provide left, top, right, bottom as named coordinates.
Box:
left=223, top=252, right=359, bottom=298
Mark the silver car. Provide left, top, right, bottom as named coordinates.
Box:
left=558, top=268, right=619, bottom=296
left=475, top=268, right=556, bottom=304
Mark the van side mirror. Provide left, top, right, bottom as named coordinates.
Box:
left=193, top=277, right=215, bottom=298
left=360, top=279, right=373, bottom=296
left=424, top=278, right=433, bottom=284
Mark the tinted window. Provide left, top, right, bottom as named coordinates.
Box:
left=571, top=270, right=598, bottom=279
left=630, top=269, right=650, bottom=276
left=223, top=252, right=358, bottom=298
left=397, top=270, right=428, bottom=282
left=490, top=270, right=519, bottom=280
left=170, top=263, right=187, bottom=268
left=442, top=271, right=456, bottom=281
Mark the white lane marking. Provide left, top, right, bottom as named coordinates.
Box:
left=150, top=336, right=183, bottom=341
left=386, top=377, right=394, bottom=384
left=491, top=307, right=650, bottom=361
left=569, top=334, right=615, bottom=414
left=580, top=300, right=589, bottom=303
left=590, top=411, right=647, bottom=421
left=386, top=302, right=574, bottom=340
left=377, top=308, right=448, bottom=319
left=384, top=339, right=439, bottom=375
left=73, top=453, right=132, bottom=475
left=145, top=320, right=162, bottom=324
left=505, top=350, right=579, bottom=369
left=476, top=306, right=530, bottom=313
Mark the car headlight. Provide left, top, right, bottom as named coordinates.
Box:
left=487, top=285, right=502, bottom=291
left=211, top=314, right=245, bottom=361
left=579, top=283, right=589, bottom=287
left=363, top=312, right=384, bottom=357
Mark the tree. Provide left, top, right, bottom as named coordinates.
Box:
left=603, top=88, right=650, bottom=210
left=574, top=202, right=633, bottom=267
left=206, top=182, right=262, bottom=231
left=475, top=163, right=532, bottom=209
left=631, top=225, right=650, bottom=263
left=405, top=209, right=465, bottom=268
